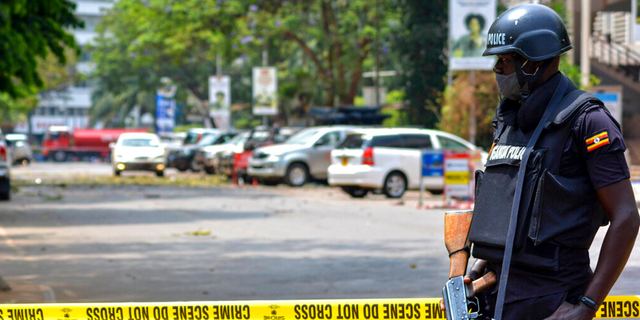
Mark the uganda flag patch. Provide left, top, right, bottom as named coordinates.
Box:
left=586, top=131, right=610, bottom=152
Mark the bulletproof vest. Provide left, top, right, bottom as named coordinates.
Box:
left=469, top=89, right=611, bottom=270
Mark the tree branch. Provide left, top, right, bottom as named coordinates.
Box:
left=347, top=37, right=372, bottom=104
left=282, top=30, right=330, bottom=84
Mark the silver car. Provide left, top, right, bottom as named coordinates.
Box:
left=248, top=126, right=359, bottom=186
left=0, top=129, right=11, bottom=200
left=5, top=133, right=33, bottom=165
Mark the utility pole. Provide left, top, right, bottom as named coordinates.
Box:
left=580, top=0, right=591, bottom=88
left=374, top=0, right=381, bottom=107
left=469, top=71, right=476, bottom=145
left=262, top=48, right=268, bottom=127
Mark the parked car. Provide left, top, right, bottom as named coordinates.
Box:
left=5, top=133, right=33, bottom=165
left=111, top=133, right=166, bottom=177
left=0, top=129, right=11, bottom=200
left=197, top=132, right=250, bottom=174
left=168, top=132, right=237, bottom=172
left=328, top=128, right=487, bottom=198
left=248, top=126, right=359, bottom=186
left=217, top=127, right=274, bottom=178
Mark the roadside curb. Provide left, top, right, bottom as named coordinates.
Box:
left=0, top=281, right=55, bottom=304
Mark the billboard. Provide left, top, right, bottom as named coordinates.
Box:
left=449, top=0, right=496, bottom=71
left=156, top=90, right=176, bottom=135
left=252, top=67, right=278, bottom=115
left=209, top=76, right=231, bottom=130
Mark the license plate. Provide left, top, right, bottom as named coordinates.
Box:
left=342, top=157, right=348, bottom=166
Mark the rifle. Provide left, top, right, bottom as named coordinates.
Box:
left=442, top=210, right=497, bottom=320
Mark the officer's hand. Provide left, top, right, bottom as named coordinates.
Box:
left=439, top=270, right=482, bottom=312
left=542, top=301, right=597, bottom=320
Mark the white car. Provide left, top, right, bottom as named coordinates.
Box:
left=328, top=128, right=487, bottom=198
left=111, top=133, right=166, bottom=177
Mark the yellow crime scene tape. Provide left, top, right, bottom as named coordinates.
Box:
left=0, top=296, right=639, bottom=320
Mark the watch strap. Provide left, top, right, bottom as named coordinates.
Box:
left=579, top=295, right=599, bottom=311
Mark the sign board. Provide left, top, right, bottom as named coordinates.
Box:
left=252, top=67, right=278, bottom=115
left=156, top=91, right=176, bottom=135
left=449, top=0, right=496, bottom=71
left=593, top=85, right=623, bottom=128
left=209, top=76, right=231, bottom=130
left=443, top=150, right=472, bottom=198
left=422, top=150, right=444, bottom=177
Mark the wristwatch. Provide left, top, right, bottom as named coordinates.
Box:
left=579, top=295, right=599, bottom=311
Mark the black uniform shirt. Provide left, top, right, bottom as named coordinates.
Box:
left=561, top=106, right=630, bottom=188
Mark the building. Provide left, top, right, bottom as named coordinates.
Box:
left=14, top=0, right=114, bottom=139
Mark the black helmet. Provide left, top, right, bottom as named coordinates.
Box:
left=483, top=4, right=571, bottom=62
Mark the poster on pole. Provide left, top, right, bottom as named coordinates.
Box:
left=449, top=0, right=496, bottom=71
left=156, top=87, right=176, bottom=135
left=252, top=67, right=278, bottom=115
left=209, top=76, right=231, bottom=130
left=634, top=0, right=640, bottom=41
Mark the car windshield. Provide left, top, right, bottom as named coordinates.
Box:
left=121, top=138, right=158, bottom=147
left=227, top=132, right=249, bottom=146
left=184, top=131, right=202, bottom=145
left=285, top=129, right=320, bottom=145
left=197, top=134, right=219, bottom=146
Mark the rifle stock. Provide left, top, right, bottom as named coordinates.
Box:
left=442, top=210, right=497, bottom=319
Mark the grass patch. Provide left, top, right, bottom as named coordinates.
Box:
left=14, top=174, right=229, bottom=188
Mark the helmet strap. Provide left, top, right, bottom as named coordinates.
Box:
left=512, top=54, right=553, bottom=101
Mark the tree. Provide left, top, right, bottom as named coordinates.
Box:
left=393, top=0, right=448, bottom=128
left=93, top=0, right=253, bottom=127
left=0, top=0, right=83, bottom=98
left=250, top=0, right=400, bottom=106
left=439, top=72, right=498, bottom=150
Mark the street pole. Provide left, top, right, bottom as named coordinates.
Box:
left=469, top=71, right=476, bottom=145
left=374, top=0, right=380, bottom=107
left=216, top=53, right=222, bottom=77
left=580, top=0, right=591, bottom=88
left=262, top=48, right=268, bottom=127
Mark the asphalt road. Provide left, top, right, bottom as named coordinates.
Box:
left=1, top=163, right=639, bottom=304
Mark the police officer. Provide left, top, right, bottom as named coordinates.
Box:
left=465, top=4, right=639, bottom=320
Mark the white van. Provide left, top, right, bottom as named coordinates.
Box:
left=328, top=128, right=487, bottom=198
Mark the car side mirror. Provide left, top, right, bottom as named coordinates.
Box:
left=109, top=142, right=116, bottom=149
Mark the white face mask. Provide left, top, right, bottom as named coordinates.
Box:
left=495, top=72, right=522, bottom=101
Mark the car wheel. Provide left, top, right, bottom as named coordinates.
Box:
left=53, top=151, right=67, bottom=162
left=285, top=163, right=308, bottom=187
left=156, top=170, right=165, bottom=177
left=114, top=170, right=121, bottom=177
left=190, top=158, right=201, bottom=172
left=383, top=172, right=407, bottom=198
left=341, top=186, right=369, bottom=198
left=204, top=166, right=216, bottom=175
left=176, top=163, right=189, bottom=172
left=0, top=179, right=10, bottom=201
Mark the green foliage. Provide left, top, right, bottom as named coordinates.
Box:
left=381, top=108, right=409, bottom=127
left=438, top=71, right=498, bottom=150
left=252, top=0, right=401, bottom=105
left=0, top=0, right=83, bottom=98
left=393, top=0, right=448, bottom=128
left=385, top=90, right=405, bottom=104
